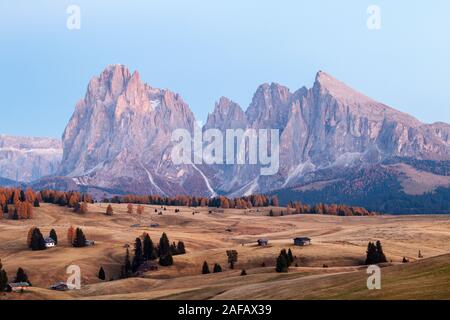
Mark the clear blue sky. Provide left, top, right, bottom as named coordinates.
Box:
left=1, top=0, right=449, bottom=138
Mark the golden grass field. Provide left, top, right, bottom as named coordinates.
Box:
left=1, top=203, right=450, bottom=300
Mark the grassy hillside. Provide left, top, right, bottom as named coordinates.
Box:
left=1, top=203, right=450, bottom=300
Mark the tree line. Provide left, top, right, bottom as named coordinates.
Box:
left=106, top=194, right=280, bottom=209
left=0, top=188, right=37, bottom=220
left=0, top=187, right=94, bottom=220
left=270, top=202, right=378, bottom=217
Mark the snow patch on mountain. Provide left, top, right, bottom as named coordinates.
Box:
left=140, top=162, right=166, bottom=196
left=192, top=164, right=217, bottom=197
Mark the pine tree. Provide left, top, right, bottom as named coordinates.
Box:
left=276, top=251, right=289, bottom=273
left=73, top=228, right=86, bottom=247
left=98, top=267, right=106, bottom=280
left=132, top=238, right=143, bottom=272
left=2, top=203, right=8, bottom=214
left=158, top=232, right=173, bottom=266
left=121, top=248, right=132, bottom=278
left=287, top=248, right=294, bottom=264
left=365, top=242, right=376, bottom=264
left=67, top=226, right=75, bottom=245
left=15, top=267, right=30, bottom=284
left=30, top=228, right=46, bottom=251
left=375, top=241, right=387, bottom=263
left=240, top=269, right=247, bottom=276
left=0, top=259, right=8, bottom=292
left=127, top=203, right=133, bottom=214
left=27, top=227, right=36, bottom=248
left=202, top=261, right=210, bottom=274
left=19, top=190, right=26, bottom=202
left=143, top=234, right=157, bottom=260
left=159, top=233, right=171, bottom=257
left=159, top=252, right=173, bottom=266
left=12, top=208, right=19, bottom=220
left=365, top=241, right=388, bottom=264
left=33, top=198, right=40, bottom=207
left=106, top=204, right=113, bottom=216
left=49, top=229, right=58, bottom=245
left=213, top=263, right=222, bottom=273
left=176, top=241, right=186, bottom=254
left=280, top=249, right=290, bottom=267
left=170, top=241, right=178, bottom=255
left=58, top=195, right=67, bottom=206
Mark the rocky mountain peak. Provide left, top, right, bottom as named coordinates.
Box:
left=313, top=70, right=373, bottom=105
left=21, top=65, right=450, bottom=202
left=246, top=82, right=292, bottom=128
left=205, top=97, right=246, bottom=130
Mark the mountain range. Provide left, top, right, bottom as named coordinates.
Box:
left=1, top=65, right=450, bottom=213
left=0, top=135, right=61, bottom=184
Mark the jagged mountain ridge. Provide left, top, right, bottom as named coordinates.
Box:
left=2, top=65, right=450, bottom=212
left=59, top=65, right=216, bottom=196
left=0, top=135, right=62, bottom=182
left=203, top=71, right=450, bottom=197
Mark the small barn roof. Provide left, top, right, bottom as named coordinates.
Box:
left=294, top=237, right=311, bottom=241
left=44, top=237, right=55, bottom=243
left=50, top=282, right=69, bottom=290
left=8, top=282, right=30, bottom=288
left=50, top=281, right=67, bottom=286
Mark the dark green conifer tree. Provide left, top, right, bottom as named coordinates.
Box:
left=143, top=234, right=157, bottom=260
left=132, top=238, right=143, bottom=272
left=287, top=248, right=294, bottom=264
left=31, top=228, right=46, bottom=251
left=202, top=261, right=210, bottom=274
left=276, top=251, right=289, bottom=273
left=159, top=233, right=170, bottom=256
left=213, top=263, right=222, bottom=273
left=0, top=259, right=8, bottom=292
left=121, top=248, right=132, bottom=278
left=14, top=267, right=30, bottom=284
left=280, top=249, right=291, bottom=267
left=98, top=266, right=106, bottom=280
left=49, top=229, right=58, bottom=245
left=376, top=241, right=387, bottom=263
left=72, top=228, right=86, bottom=247
left=177, top=241, right=186, bottom=254
left=158, top=233, right=173, bottom=266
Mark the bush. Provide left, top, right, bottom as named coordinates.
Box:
left=159, top=253, right=173, bottom=266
